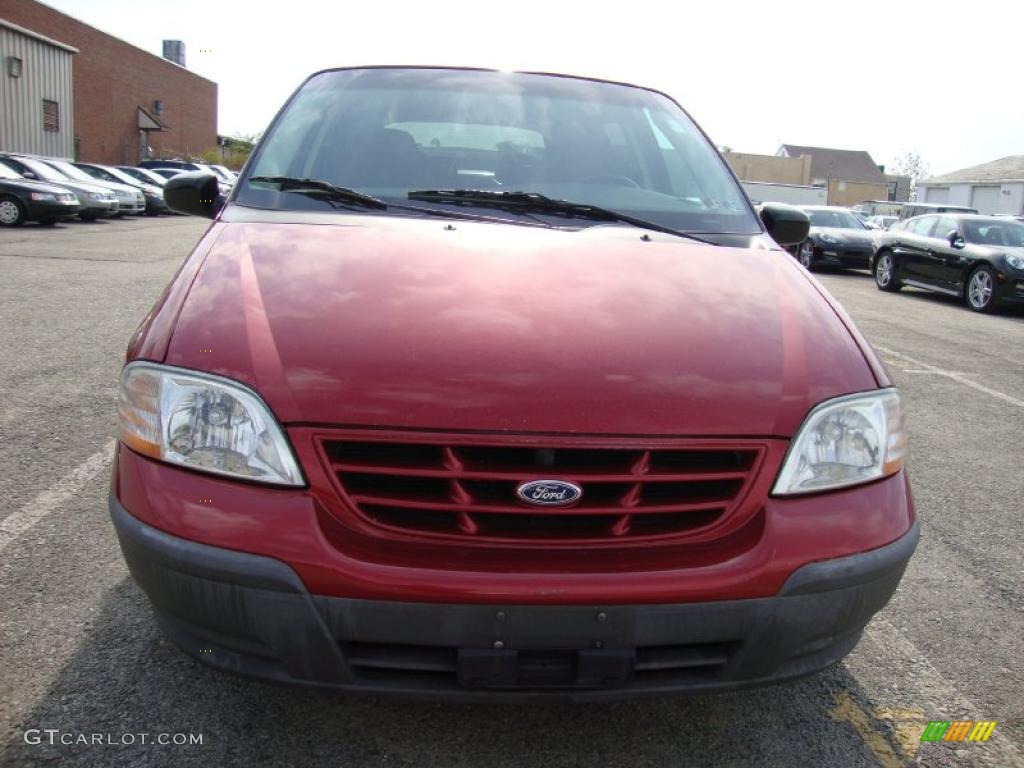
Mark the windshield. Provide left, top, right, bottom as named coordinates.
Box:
left=100, top=166, right=141, bottom=186
left=122, top=167, right=165, bottom=186
left=16, top=157, right=70, bottom=183
left=239, top=68, right=758, bottom=235
left=807, top=210, right=865, bottom=229
left=962, top=220, right=1024, bottom=247
left=48, top=160, right=98, bottom=182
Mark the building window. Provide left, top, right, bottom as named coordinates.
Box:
left=7, top=57, right=23, bottom=78
left=42, top=100, right=59, bottom=132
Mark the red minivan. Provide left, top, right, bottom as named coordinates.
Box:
left=112, top=67, right=917, bottom=699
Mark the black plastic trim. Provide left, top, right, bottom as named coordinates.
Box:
left=110, top=495, right=917, bottom=700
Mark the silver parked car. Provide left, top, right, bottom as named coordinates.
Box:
left=0, top=154, right=119, bottom=220
left=74, top=163, right=166, bottom=216
left=42, top=158, right=146, bottom=215
left=116, top=166, right=169, bottom=187
left=865, top=215, right=898, bottom=231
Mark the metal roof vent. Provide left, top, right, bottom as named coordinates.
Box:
left=162, top=40, right=185, bottom=67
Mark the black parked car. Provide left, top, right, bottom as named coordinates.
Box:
left=792, top=206, right=876, bottom=272
left=0, top=162, right=80, bottom=226
left=873, top=214, right=1024, bottom=312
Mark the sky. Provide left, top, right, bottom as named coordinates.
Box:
left=37, top=0, right=1024, bottom=176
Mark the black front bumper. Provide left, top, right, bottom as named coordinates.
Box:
left=143, top=195, right=167, bottom=214
left=817, top=244, right=873, bottom=269
left=27, top=199, right=80, bottom=220
left=110, top=497, right=918, bottom=700
left=996, top=275, right=1024, bottom=305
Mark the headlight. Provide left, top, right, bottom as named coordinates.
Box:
left=1007, top=254, right=1024, bottom=270
left=118, top=363, right=304, bottom=486
left=819, top=232, right=841, bottom=244
left=29, top=192, right=57, bottom=201
left=773, top=389, right=907, bottom=496
left=87, top=192, right=103, bottom=200
left=116, top=190, right=131, bottom=198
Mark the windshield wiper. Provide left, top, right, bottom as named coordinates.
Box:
left=249, top=176, right=388, bottom=210
left=407, top=189, right=717, bottom=245
left=247, top=176, right=557, bottom=228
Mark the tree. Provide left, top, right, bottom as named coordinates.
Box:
left=198, top=132, right=264, bottom=171
left=890, top=152, right=930, bottom=201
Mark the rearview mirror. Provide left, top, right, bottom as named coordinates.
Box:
left=947, top=230, right=965, bottom=249
left=164, top=171, right=223, bottom=218
left=759, top=203, right=810, bottom=246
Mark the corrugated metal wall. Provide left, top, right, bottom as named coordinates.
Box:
left=0, top=24, right=75, bottom=158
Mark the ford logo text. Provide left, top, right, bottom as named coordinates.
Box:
left=515, top=480, right=583, bottom=507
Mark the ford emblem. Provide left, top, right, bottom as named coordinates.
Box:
left=515, top=479, right=583, bottom=507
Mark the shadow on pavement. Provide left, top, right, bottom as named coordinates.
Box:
left=896, top=286, right=1024, bottom=317
left=2, top=578, right=894, bottom=768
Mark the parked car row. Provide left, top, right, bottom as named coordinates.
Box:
left=0, top=153, right=237, bottom=227
left=777, top=202, right=1024, bottom=313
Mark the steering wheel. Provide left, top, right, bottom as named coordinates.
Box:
left=579, top=174, right=641, bottom=188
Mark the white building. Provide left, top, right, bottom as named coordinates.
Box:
left=917, top=156, right=1024, bottom=216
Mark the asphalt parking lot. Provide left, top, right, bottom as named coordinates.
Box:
left=1, top=217, right=1022, bottom=768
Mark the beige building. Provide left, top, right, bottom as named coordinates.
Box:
left=777, top=145, right=888, bottom=206
left=724, top=151, right=811, bottom=186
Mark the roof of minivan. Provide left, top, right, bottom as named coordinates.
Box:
left=303, top=65, right=673, bottom=100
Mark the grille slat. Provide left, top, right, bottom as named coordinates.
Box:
left=321, top=438, right=762, bottom=544
left=331, top=462, right=749, bottom=483
left=351, top=494, right=731, bottom=516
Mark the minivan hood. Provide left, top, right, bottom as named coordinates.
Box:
left=164, top=216, right=878, bottom=437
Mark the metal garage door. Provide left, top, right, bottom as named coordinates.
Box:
left=925, top=187, right=948, bottom=204
left=971, top=185, right=1001, bottom=213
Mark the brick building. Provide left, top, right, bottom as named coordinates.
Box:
left=1, top=0, right=216, bottom=164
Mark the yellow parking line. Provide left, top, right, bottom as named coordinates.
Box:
left=874, top=707, right=929, bottom=761
left=829, top=692, right=906, bottom=768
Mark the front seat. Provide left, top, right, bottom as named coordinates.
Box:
left=345, top=128, right=428, bottom=188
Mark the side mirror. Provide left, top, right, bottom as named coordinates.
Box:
left=164, top=171, right=223, bottom=218
left=760, top=203, right=810, bottom=246
left=947, top=230, right=965, bottom=249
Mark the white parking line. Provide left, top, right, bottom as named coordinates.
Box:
left=876, top=346, right=1024, bottom=409
left=0, top=439, right=116, bottom=554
